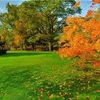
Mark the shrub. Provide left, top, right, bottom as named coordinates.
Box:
left=0, top=42, right=7, bottom=55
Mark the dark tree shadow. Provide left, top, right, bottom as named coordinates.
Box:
left=1, top=51, right=52, bottom=57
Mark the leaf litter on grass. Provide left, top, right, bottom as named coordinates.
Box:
left=0, top=51, right=100, bottom=100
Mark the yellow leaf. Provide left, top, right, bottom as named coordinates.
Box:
left=49, top=94, right=54, bottom=98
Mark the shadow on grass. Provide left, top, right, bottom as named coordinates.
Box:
left=1, top=51, right=52, bottom=57
left=0, top=67, right=100, bottom=100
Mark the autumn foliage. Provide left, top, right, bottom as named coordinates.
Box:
left=85, top=10, right=93, bottom=17
left=14, top=34, right=22, bottom=45
left=58, top=0, right=100, bottom=68
left=92, top=0, right=100, bottom=5
left=73, top=1, right=80, bottom=8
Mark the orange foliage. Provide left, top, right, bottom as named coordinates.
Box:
left=91, top=60, right=100, bottom=68
left=92, top=0, right=100, bottom=4
left=58, top=1, right=100, bottom=68
left=14, top=34, right=22, bottom=45
left=73, top=1, right=80, bottom=8
left=85, top=10, right=93, bottom=18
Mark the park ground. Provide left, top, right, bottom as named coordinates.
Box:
left=0, top=51, right=100, bottom=100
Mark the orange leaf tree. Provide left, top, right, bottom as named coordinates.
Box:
left=58, top=0, right=100, bottom=68
left=92, top=0, right=100, bottom=4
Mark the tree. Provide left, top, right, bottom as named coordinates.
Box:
left=18, top=0, right=81, bottom=51
left=58, top=0, right=100, bottom=68
left=0, top=3, right=19, bottom=49
left=0, top=12, right=14, bottom=49
left=0, top=0, right=81, bottom=51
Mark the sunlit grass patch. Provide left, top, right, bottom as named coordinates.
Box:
left=0, top=51, right=100, bottom=100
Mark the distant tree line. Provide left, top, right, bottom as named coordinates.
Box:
left=0, top=0, right=81, bottom=51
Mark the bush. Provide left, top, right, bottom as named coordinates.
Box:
left=0, top=42, right=7, bottom=55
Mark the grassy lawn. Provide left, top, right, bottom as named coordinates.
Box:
left=0, top=51, right=100, bottom=100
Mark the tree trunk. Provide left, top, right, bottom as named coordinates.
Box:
left=48, top=42, right=52, bottom=51
left=32, top=43, right=35, bottom=51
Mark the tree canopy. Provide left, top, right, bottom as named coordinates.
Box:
left=0, top=0, right=81, bottom=51
left=58, top=0, right=100, bottom=68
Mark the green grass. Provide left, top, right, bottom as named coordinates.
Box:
left=0, top=51, right=100, bottom=100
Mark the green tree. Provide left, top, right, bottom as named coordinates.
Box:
left=0, top=0, right=81, bottom=51
left=19, top=0, right=81, bottom=51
